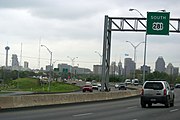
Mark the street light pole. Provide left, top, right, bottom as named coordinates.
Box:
left=95, top=51, right=102, bottom=65
left=126, top=41, right=144, bottom=78
left=95, top=51, right=103, bottom=82
left=67, top=56, right=78, bottom=80
left=52, top=60, right=59, bottom=81
left=129, top=8, right=147, bottom=83
left=126, top=41, right=144, bottom=63
left=41, top=45, right=52, bottom=92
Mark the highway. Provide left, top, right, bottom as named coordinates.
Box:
left=1, top=89, right=180, bottom=120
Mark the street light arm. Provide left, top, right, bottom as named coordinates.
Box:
left=72, top=57, right=78, bottom=61
left=67, top=56, right=78, bottom=61
left=129, top=8, right=145, bottom=18
left=136, top=41, right=145, bottom=48
left=95, top=51, right=102, bottom=57
left=41, top=45, right=52, bottom=54
left=126, top=41, right=135, bottom=48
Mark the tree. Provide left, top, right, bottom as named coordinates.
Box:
left=146, top=71, right=174, bottom=83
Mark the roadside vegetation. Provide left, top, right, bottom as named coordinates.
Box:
left=0, top=78, right=80, bottom=93
left=0, top=68, right=180, bottom=93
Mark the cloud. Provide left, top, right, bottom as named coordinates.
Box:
left=0, top=0, right=179, bottom=70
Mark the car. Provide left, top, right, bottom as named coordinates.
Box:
left=175, top=83, right=180, bottom=88
left=141, top=80, right=175, bottom=108
left=92, top=83, right=99, bottom=90
left=97, top=83, right=102, bottom=90
left=118, top=83, right=127, bottom=90
left=82, top=85, right=93, bottom=92
left=132, top=79, right=139, bottom=86
left=114, top=83, right=119, bottom=88
left=125, top=79, right=131, bottom=85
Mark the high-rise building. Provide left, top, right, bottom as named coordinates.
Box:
left=93, top=65, right=102, bottom=75
left=124, top=58, right=135, bottom=78
left=173, top=67, right=179, bottom=77
left=141, top=65, right=151, bottom=74
left=166, top=63, right=179, bottom=77
left=24, top=61, right=29, bottom=68
left=11, top=54, right=19, bottom=70
left=110, top=61, right=117, bottom=75
left=12, top=54, right=19, bottom=67
left=118, top=60, right=123, bottom=76
left=155, top=56, right=165, bottom=72
left=165, top=63, right=174, bottom=75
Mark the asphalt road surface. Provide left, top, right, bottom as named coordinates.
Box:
left=1, top=89, right=180, bottom=120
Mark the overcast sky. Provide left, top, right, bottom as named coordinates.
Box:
left=0, top=0, right=180, bottom=71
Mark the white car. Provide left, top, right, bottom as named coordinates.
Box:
left=92, top=83, right=99, bottom=90
left=132, top=79, right=139, bottom=86
left=125, top=79, right=131, bottom=85
left=115, top=83, right=119, bottom=88
left=141, top=80, right=175, bottom=108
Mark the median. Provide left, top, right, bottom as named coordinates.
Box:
left=0, top=90, right=140, bottom=110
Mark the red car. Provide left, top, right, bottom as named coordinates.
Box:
left=82, top=85, right=93, bottom=92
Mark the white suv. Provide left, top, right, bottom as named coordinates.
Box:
left=141, top=81, right=175, bottom=108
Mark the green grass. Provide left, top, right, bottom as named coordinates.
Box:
left=7, top=78, right=80, bottom=92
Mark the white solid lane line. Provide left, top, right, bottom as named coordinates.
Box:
left=73, top=113, right=93, bottom=117
left=170, top=109, right=179, bottom=112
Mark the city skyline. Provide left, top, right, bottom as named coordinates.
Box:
left=2, top=52, right=179, bottom=75
left=0, top=0, right=180, bottom=70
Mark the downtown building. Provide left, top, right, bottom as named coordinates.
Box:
left=155, top=56, right=166, bottom=72
left=110, top=61, right=118, bottom=75
left=124, top=58, right=135, bottom=78
left=57, top=63, right=91, bottom=74
left=140, top=65, right=151, bottom=74
left=166, top=63, right=179, bottom=77
left=93, top=65, right=102, bottom=75
left=155, top=56, right=179, bottom=76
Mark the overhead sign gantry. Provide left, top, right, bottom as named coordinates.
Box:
left=101, top=13, right=180, bottom=91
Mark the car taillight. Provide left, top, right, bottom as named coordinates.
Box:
left=141, top=89, right=144, bottom=95
left=164, top=89, right=167, bottom=96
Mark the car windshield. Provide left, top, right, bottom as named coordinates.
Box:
left=119, top=83, right=125, bottom=85
left=144, top=82, right=163, bottom=90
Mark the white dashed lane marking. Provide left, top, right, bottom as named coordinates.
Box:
left=73, top=113, right=93, bottom=117
left=170, top=109, right=179, bottom=112
left=127, top=106, right=138, bottom=109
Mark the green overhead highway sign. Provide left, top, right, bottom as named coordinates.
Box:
left=147, top=12, right=170, bottom=35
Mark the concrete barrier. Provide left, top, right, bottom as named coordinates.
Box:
left=0, top=90, right=140, bottom=109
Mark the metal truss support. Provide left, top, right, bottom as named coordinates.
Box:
left=101, top=15, right=180, bottom=91
left=109, top=17, right=180, bottom=32
left=101, top=15, right=112, bottom=91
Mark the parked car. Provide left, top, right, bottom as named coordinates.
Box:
left=141, top=80, right=175, bottom=108
left=118, top=83, right=127, bottom=90
left=82, top=85, right=93, bottom=92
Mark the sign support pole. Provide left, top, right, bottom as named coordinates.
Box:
left=142, top=34, right=147, bottom=83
